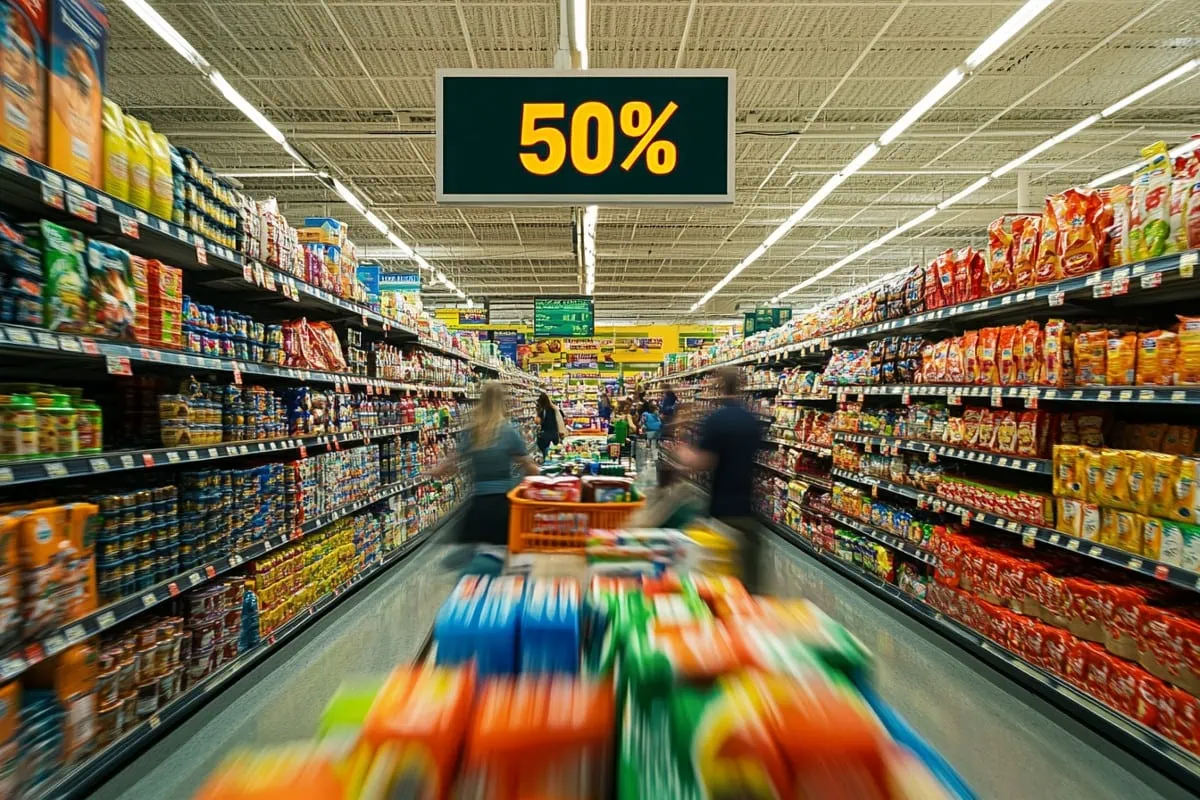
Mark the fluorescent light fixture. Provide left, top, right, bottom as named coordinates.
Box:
left=964, top=0, right=1056, bottom=68
left=937, top=176, right=990, bottom=210
left=879, top=69, right=964, bottom=146
left=455, top=289, right=466, bottom=299
left=466, top=299, right=474, bottom=309
left=385, top=233, right=414, bottom=257
left=208, top=72, right=285, bottom=144
left=332, top=179, right=366, bottom=214
left=992, top=114, right=1099, bottom=177
left=436, top=271, right=448, bottom=285
left=281, top=141, right=307, bottom=166
left=842, top=143, right=881, bottom=178
left=119, top=0, right=209, bottom=70
left=218, top=169, right=317, bottom=178
left=1102, top=58, right=1198, bottom=117
left=572, top=0, right=588, bottom=54
left=1088, top=161, right=1142, bottom=188
left=364, top=211, right=389, bottom=235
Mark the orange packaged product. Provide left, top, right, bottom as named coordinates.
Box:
left=961, top=330, right=980, bottom=384
left=1016, top=411, right=1041, bottom=458
left=1107, top=184, right=1133, bottom=266
left=944, top=336, right=964, bottom=384
left=976, top=328, right=1000, bottom=385
left=976, top=409, right=998, bottom=451
left=997, top=326, right=1019, bottom=386
left=1175, top=315, right=1200, bottom=385
left=930, top=339, right=950, bottom=383
left=994, top=411, right=1019, bottom=455
left=1052, top=188, right=1106, bottom=278
left=1034, top=201, right=1062, bottom=284
left=27, top=642, right=98, bottom=764
left=1042, top=319, right=1073, bottom=387
left=65, top=502, right=99, bottom=621
left=358, top=665, right=476, bottom=799
left=0, top=514, right=17, bottom=651
left=1073, top=328, right=1109, bottom=386
left=1105, top=331, right=1137, bottom=386
left=14, top=505, right=69, bottom=638
left=456, top=675, right=614, bottom=800
left=986, top=217, right=1016, bottom=295
left=195, top=745, right=348, bottom=800
left=1012, top=215, right=1041, bottom=289
left=933, top=250, right=956, bottom=310
left=1135, top=330, right=1178, bottom=386
left=1018, top=321, right=1043, bottom=384
left=1161, top=425, right=1198, bottom=455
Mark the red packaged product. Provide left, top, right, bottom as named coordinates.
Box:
left=1063, top=640, right=1102, bottom=691
left=923, top=261, right=944, bottom=310
left=1038, top=571, right=1071, bottom=629
left=1106, top=659, right=1141, bottom=717
left=1134, top=674, right=1165, bottom=729
left=975, top=408, right=998, bottom=452
left=1015, top=411, right=1041, bottom=458
left=962, top=246, right=987, bottom=301
left=1012, top=215, right=1041, bottom=289
left=1138, top=605, right=1187, bottom=689
left=1017, top=321, right=1043, bottom=385
left=1040, top=627, right=1073, bottom=675
left=997, top=325, right=1019, bottom=385
left=1034, top=201, right=1062, bottom=285
left=951, top=248, right=972, bottom=305
left=1052, top=188, right=1106, bottom=278
left=993, top=411, right=1019, bottom=455
left=1156, top=686, right=1200, bottom=753
left=1101, top=584, right=1147, bottom=660
left=960, top=330, right=980, bottom=385
left=976, top=327, right=1000, bottom=384
left=930, top=339, right=950, bottom=383
left=934, top=250, right=956, bottom=308
left=987, top=217, right=1016, bottom=295
left=945, top=336, right=965, bottom=384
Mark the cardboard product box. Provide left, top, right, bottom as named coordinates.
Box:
left=0, top=0, right=48, bottom=161
left=47, top=0, right=107, bottom=186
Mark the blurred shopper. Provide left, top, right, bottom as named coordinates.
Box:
left=672, top=368, right=765, bottom=589
left=536, top=392, right=565, bottom=460
left=660, top=385, right=679, bottom=437
left=598, top=393, right=613, bottom=427
left=640, top=400, right=663, bottom=461
left=433, top=381, right=537, bottom=548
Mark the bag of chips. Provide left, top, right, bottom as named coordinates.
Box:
left=1106, top=184, right=1133, bottom=266
left=1051, top=188, right=1105, bottom=278
left=1012, top=214, right=1040, bottom=288
left=1131, top=142, right=1173, bottom=260
left=987, top=217, right=1016, bottom=295
left=1177, top=315, right=1200, bottom=385
left=1136, top=330, right=1178, bottom=386
left=1106, top=331, right=1137, bottom=386
left=1034, top=199, right=1062, bottom=284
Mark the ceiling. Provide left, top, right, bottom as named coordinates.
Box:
left=110, top=0, right=1200, bottom=323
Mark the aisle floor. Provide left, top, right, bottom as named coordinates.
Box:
left=94, top=514, right=1194, bottom=800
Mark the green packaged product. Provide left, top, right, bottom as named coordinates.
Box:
left=37, top=221, right=88, bottom=333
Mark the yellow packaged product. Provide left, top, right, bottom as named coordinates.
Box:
left=143, top=121, right=174, bottom=219
left=1097, top=506, right=1119, bottom=545
left=1080, top=503, right=1101, bottom=543
left=1136, top=330, right=1178, bottom=387
left=1159, top=520, right=1186, bottom=567
left=1105, top=331, right=1137, bottom=386
left=124, top=114, right=152, bottom=212
left=101, top=99, right=129, bottom=201
left=1146, top=453, right=1182, bottom=520
left=1167, top=457, right=1199, bottom=523
left=1128, top=451, right=1152, bottom=515
left=1057, top=498, right=1083, bottom=537
left=1097, top=449, right=1134, bottom=511
left=1142, top=516, right=1164, bottom=560
left=1077, top=447, right=1103, bottom=504
left=1052, top=445, right=1083, bottom=499
left=1177, top=315, right=1200, bottom=385
left=1114, top=510, right=1143, bottom=554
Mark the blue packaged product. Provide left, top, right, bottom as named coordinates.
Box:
left=520, top=578, right=580, bottom=674
left=434, top=575, right=491, bottom=668
left=471, top=575, right=524, bottom=676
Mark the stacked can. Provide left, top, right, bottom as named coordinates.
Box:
left=94, top=487, right=181, bottom=604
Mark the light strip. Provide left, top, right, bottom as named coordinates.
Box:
left=120, top=0, right=476, bottom=306
left=582, top=205, right=598, bottom=295
left=772, top=60, right=1195, bottom=307
left=1101, top=58, right=1198, bottom=118
left=688, top=0, right=1059, bottom=312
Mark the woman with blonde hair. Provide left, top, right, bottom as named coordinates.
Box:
left=433, top=381, right=537, bottom=546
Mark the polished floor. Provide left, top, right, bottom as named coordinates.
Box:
left=92, top=514, right=1194, bottom=799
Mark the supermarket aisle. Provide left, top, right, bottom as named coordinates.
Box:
left=91, top=533, right=464, bottom=800
left=759, top=533, right=1191, bottom=800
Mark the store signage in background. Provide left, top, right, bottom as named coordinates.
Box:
left=534, top=296, right=594, bottom=338
left=750, top=306, right=792, bottom=333
left=743, top=313, right=755, bottom=337
left=458, top=308, right=490, bottom=325
left=493, top=329, right=522, bottom=362
left=436, top=69, right=735, bottom=204
left=356, top=264, right=381, bottom=304
left=379, top=271, right=421, bottom=294
left=567, top=352, right=599, bottom=369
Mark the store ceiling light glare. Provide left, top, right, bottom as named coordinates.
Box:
left=120, top=0, right=209, bottom=70
left=1101, top=58, right=1198, bottom=118
left=991, top=114, right=1100, bottom=178
left=687, top=0, right=1061, bottom=312
left=208, top=72, right=285, bottom=145
left=936, top=176, right=991, bottom=210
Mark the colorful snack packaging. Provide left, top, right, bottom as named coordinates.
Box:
left=1176, top=315, right=1200, bottom=385
left=1145, top=453, right=1181, bottom=519
left=1097, top=449, right=1134, bottom=510
left=976, top=409, right=997, bottom=451
left=1187, top=148, right=1200, bottom=249
left=124, top=113, right=151, bottom=212
left=987, top=217, right=1015, bottom=295
left=1131, top=142, right=1173, bottom=260
left=1161, top=425, right=1198, bottom=455
left=1141, top=516, right=1164, bottom=560
left=934, top=250, right=955, bottom=309
left=1078, top=447, right=1103, bottom=503
left=1169, top=155, right=1194, bottom=254
left=1042, top=319, right=1073, bottom=387
left=994, top=411, right=1018, bottom=454
left=37, top=220, right=88, bottom=334
left=0, top=0, right=47, bottom=163
left=977, top=327, right=999, bottom=385
left=86, top=240, right=135, bottom=340
left=997, top=326, right=1019, bottom=385
left=1016, top=411, right=1040, bottom=457
left=47, top=0, right=108, bottom=187
left=1166, top=457, right=1199, bottom=523
left=1011, top=215, right=1040, bottom=289
left=962, top=407, right=982, bottom=448
left=1135, top=330, right=1178, bottom=386
left=961, top=330, right=980, bottom=384
left=145, top=122, right=175, bottom=220
left=1106, top=184, right=1133, bottom=266
left=944, top=336, right=964, bottom=384
left=1057, top=497, right=1083, bottom=536
left=1073, top=328, right=1108, bottom=386
left=1053, top=445, right=1083, bottom=499
left=1105, top=331, right=1137, bottom=386
left=930, top=339, right=949, bottom=383
left=1017, top=321, right=1043, bottom=385
left=1034, top=200, right=1062, bottom=284
left=1052, top=188, right=1105, bottom=278
left=101, top=98, right=129, bottom=201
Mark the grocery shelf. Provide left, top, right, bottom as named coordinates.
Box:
left=753, top=460, right=832, bottom=490
left=0, top=323, right=477, bottom=396
left=0, top=475, right=431, bottom=685
left=834, top=431, right=1051, bottom=475
left=34, top=505, right=462, bottom=800
left=825, top=509, right=939, bottom=565
left=828, top=384, right=1200, bottom=405
left=0, top=425, right=427, bottom=488
left=762, top=517, right=1200, bottom=793
left=829, top=469, right=1200, bottom=592
left=763, top=434, right=832, bottom=458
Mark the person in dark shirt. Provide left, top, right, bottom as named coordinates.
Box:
left=673, top=367, right=765, bottom=589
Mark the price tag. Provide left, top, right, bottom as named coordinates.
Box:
left=299, top=445, right=307, bottom=459
left=187, top=450, right=199, bottom=461
left=1127, top=558, right=1143, bottom=570
left=105, top=355, right=132, bottom=376
left=1066, top=539, right=1080, bottom=551
left=148, top=715, right=161, bottom=730
left=1092, top=281, right=1112, bottom=299
left=1022, top=533, right=1036, bottom=548
left=44, top=462, right=67, bottom=478
left=64, top=625, right=86, bottom=644
left=141, top=593, right=157, bottom=609
left=1112, top=275, right=1129, bottom=295
left=1088, top=546, right=1103, bottom=557
left=97, top=610, right=117, bottom=630
left=59, top=336, right=81, bottom=352
left=947, top=393, right=961, bottom=406
left=1154, top=564, right=1169, bottom=580
left=362, top=313, right=369, bottom=328
left=205, top=565, right=217, bottom=578
left=1098, top=389, right=1112, bottom=401
left=1119, top=390, right=1133, bottom=401
left=1025, top=395, right=1038, bottom=409
left=1048, top=534, right=1061, bottom=545
left=119, top=215, right=140, bottom=239
left=0, top=152, right=28, bottom=174
left=188, top=573, right=202, bottom=587
left=80, top=338, right=100, bottom=355
left=927, top=451, right=938, bottom=464
left=41, top=181, right=64, bottom=209
left=990, top=388, right=1003, bottom=407
left=166, top=451, right=181, bottom=463
left=232, top=363, right=242, bottom=385
left=229, top=554, right=244, bottom=567
left=1180, top=252, right=1197, bottom=279
left=66, top=193, right=97, bottom=222
left=120, top=454, right=135, bottom=469
left=89, top=457, right=110, bottom=472
left=1048, top=291, right=1065, bottom=307
left=195, top=242, right=208, bottom=265
left=960, top=511, right=971, bottom=526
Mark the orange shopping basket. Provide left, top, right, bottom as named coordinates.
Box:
left=506, top=486, right=645, bottom=552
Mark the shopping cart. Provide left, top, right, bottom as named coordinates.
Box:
left=506, top=486, right=645, bottom=552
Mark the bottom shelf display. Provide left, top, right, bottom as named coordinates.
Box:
left=8, top=503, right=462, bottom=800
left=762, top=514, right=1200, bottom=789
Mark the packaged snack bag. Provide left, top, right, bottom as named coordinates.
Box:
left=994, top=411, right=1018, bottom=454
left=38, top=220, right=88, bottom=334
left=930, top=339, right=949, bottom=383
left=933, top=250, right=955, bottom=308
left=1187, top=149, right=1200, bottom=249
left=1015, top=411, right=1041, bottom=457
left=997, top=326, right=1019, bottom=385
left=977, top=328, right=999, bottom=384
left=1012, top=215, right=1040, bottom=289
left=1176, top=315, right=1200, bottom=385
left=1169, top=155, right=1194, bottom=253
left=976, top=409, right=997, bottom=451
left=1053, top=445, right=1083, bottom=498
left=1017, top=321, right=1043, bottom=385
left=1132, top=142, right=1173, bottom=260
left=47, top=0, right=108, bottom=187
left=1136, top=330, right=1178, bottom=386
left=124, top=113, right=152, bottom=212
left=1057, top=497, right=1083, bottom=536
left=86, top=240, right=136, bottom=340
left=1074, top=328, right=1109, bottom=386
left=1034, top=201, right=1062, bottom=284
left=1107, top=184, right=1133, bottom=266
left=145, top=122, right=175, bottom=220
left=1096, top=449, right=1132, bottom=510
left=1051, top=188, right=1106, bottom=278
left=100, top=99, right=129, bottom=201
left=987, top=217, right=1015, bottom=295
left=944, top=336, right=964, bottom=384
left=1042, top=319, right=1073, bottom=387
left=1105, top=331, right=1137, bottom=386
left=1161, top=425, right=1198, bottom=455
left=1078, top=447, right=1103, bottom=503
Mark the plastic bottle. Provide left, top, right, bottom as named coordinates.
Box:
left=76, top=401, right=103, bottom=454
left=0, top=394, right=37, bottom=460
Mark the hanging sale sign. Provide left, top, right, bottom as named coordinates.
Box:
left=436, top=69, right=735, bottom=204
